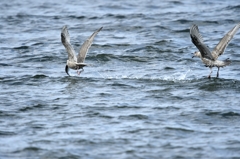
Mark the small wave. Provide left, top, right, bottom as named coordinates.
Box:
left=67, top=15, right=85, bottom=19
left=174, top=19, right=192, bottom=24
left=199, top=78, right=240, bottom=91
left=165, top=126, right=194, bottom=132
left=18, top=103, right=46, bottom=112
left=204, top=20, right=219, bottom=24
left=115, top=15, right=126, bottom=19
left=13, top=146, right=42, bottom=153
left=154, top=40, right=171, bottom=45
left=226, top=5, right=240, bottom=10
left=126, top=45, right=160, bottom=53
left=13, top=46, right=29, bottom=49
left=164, top=66, right=174, bottom=70
left=206, top=111, right=240, bottom=118
left=170, top=1, right=184, bottom=5
left=0, top=63, right=12, bottom=66
left=94, top=53, right=115, bottom=62
left=31, top=42, right=44, bottom=46
left=119, top=114, right=148, bottom=120
left=173, top=29, right=190, bottom=33
left=153, top=106, right=180, bottom=110
left=31, top=74, right=48, bottom=79
left=104, top=13, right=144, bottom=18
left=0, top=131, right=16, bottom=136
left=222, top=112, right=240, bottom=117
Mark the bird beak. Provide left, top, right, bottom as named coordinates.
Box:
left=65, top=65, right=70, bottom=76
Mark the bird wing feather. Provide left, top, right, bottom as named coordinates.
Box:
left=190, top=24, right=214, bottom=60
left=212, top=23, right=240, bottom=60
left=61, top=25, right=77, bottom=62
left=77, top=27, right=103, bottom=63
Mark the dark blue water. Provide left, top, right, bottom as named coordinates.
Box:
left=1, top=0, right=240, bottom=158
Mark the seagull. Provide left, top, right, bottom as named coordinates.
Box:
left=190, top=23, right=240, bottom=78
left=61, top=25, right=103, bottom=76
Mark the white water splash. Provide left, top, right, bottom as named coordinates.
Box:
left=95, top=67, right=192, bottom=82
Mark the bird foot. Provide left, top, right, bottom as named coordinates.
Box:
left=77, top=69, right=84, bottom=75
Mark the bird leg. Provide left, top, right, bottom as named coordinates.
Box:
left=216, top=67, right=220, bottom=78
left=208, top=67, right=212, bottom=79
left=77, top=68, right=84, bottom=75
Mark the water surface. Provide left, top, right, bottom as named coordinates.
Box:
left=1, top=0, right=240, bottom=158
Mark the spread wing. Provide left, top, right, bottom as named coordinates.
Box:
left=190, top=24, right=214, bottom=60
left=212, top=23, right=240, bottom=60
left=61, top=25, right=77, bottom=62
left=77, top=27, right=103, bottom=63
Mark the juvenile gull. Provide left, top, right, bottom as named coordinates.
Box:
left=190, top=23, right=240, bottom=78
left=61, top=26, right=103, bottom=76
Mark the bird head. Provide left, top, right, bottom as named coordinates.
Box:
left=192, top=51, right=201, bottom=58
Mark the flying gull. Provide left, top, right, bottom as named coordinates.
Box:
left=61, top=25, right=103, bottom=76
left=190, top=23, right=240, bottom=78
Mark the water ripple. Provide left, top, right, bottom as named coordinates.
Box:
left=1, top=0, right=240, bottom=158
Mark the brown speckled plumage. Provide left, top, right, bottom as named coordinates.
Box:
left=61, top=26, right=102, bottom=76
left=190, top=23, right=240, bottom=78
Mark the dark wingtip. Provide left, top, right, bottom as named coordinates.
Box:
left=98, top=26, right=103, bottom=32
left=61, top=25, right=68, bottom=44
left=65, top=65, right=70, bottom=76
left=61, top=33, right=65, bottom=43
left=190, top=24, right=199, bottom=36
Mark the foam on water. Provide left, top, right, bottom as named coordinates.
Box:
left=96, top=67, right=192, bottom=83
